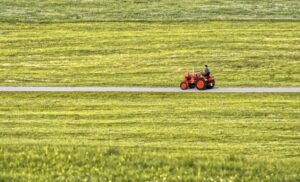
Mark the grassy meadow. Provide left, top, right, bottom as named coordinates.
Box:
left=1, top=0, right=300, bottom=181
left=1, top=0, right=300, bottom=87
left=0, top=0, right=300, bottom=22
left=1, top=21, right=300, bottom=87
left=1, top=92, right=300, bottom=181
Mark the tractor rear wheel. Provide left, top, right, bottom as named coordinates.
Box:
left=180, top=82, right=188, bottom=90
left=196, top=79, right=207, bottom=90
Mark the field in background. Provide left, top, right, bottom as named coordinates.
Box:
left=0, top=0, right=299, bottom=22
left=1, top=92, right=299, bottom=181
left=1, top=21, right=299, bottom=87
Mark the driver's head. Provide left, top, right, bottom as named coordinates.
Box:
left=205, top=65, right=208, bottom=67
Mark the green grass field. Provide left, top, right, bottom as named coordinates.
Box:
left=1, top=0, right=300, bottom=87
left=1, top=21, right=299, bottom=87
left=1, top=92, right=299, bottom=181
left=1, top=0, right=300, bottom=22
left=1, top=0, right=300, bottom=181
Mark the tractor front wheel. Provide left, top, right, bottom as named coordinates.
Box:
left=180, top=82, right=188, bottom=90
left=196, top=79, right=207, bottom=90
left=207, top=80, right=215, bottom=89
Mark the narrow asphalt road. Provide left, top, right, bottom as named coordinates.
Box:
left=0, top=87, right=299, bottom=93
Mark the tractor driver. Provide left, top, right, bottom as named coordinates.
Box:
left=202, top=65, right=210, bottom=76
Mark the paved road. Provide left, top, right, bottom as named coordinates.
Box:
left=0, top=87, right=299, bottom=93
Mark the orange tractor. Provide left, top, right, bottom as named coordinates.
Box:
left=180, top=72, right=215, bottom=90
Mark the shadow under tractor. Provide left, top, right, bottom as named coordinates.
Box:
left=180, top=72, right=215, bottom=90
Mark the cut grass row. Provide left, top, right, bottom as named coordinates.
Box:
left=1, top=92, right=299, bottom=181
left=0, top=0, right=299, bottom=22
left=1, top=21, right=300, bottom=87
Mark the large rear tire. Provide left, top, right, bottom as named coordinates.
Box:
left=180, top=82, right=188, bottom=90
left=196, top=79, right=207, bottom=90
